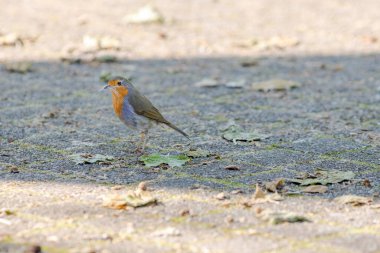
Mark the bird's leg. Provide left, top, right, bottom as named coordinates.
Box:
left=140, top=128, right=149, bottom=153
left=136, top=128, right=149, bottom=155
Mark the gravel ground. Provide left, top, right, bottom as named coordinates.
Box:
left=0, top=0, right=380, bottom=252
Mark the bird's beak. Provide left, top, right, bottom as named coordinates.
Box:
left=99, top=84, right=110, bottom=92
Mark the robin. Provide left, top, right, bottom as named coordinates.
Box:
left=102, top=77, right=189, bottom=153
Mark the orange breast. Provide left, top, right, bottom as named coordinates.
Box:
left=112, top=94, right=124, bottom=117
left=111, top=87, right=129, bottom=117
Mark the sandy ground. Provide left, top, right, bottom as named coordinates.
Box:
left=1, top=0, right=380, bottom=252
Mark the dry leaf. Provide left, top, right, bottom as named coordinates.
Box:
left=251, top=185, right=284, bottom=204
left=335, top=195, right=372, bottom=206
left=253, top=184, right=266, bottom=199
left=224, top=165, right=240, bottom=171
left=82, top=35, right=120, bottom=52
left=215, top=192, right=229, bottom=200
left=252, top=79, right=301, bottom=92
left=4, top=62, right=32, bottom=73
left=194, top=78, right=220, bottom=88
left=302, top=185, right=328, bottom=193
left=123, top=5, right=164, bottom=24
left=0, top=33, right=23, bottom=46
left=104, top=184, right=157, bottom=210
left=225, top=80, right=246, bottom=88
left=264, top=179, right=284, bottom=192
left=137, top=182, right=147, bottom=191
left=288, top=169, right=355, bottom=186
left=103, top=192, right=157, bottom=210
left=240, top=60, right=258, bottom=67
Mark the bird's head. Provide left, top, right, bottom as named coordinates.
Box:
left=102, top=77, right=131, bottom=97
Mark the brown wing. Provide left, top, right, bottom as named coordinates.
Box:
left=127, top=86, right=190, bottom=138
left=128, top=87, right=170, bottom=124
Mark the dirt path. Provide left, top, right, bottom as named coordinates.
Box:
left=1, top=0, right=380, bottom=252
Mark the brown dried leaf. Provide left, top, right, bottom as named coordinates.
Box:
left=302, top=185, right=328, bottom=193
left=0, top=33, right=23, bottom=46
left=103, top=189, right=157, bottom=210
left=215, top=192, right=229, bottom=200
left=335, top=195, right=372, bottom=206
left=123, top=5, right=164, bottom=24
left=253, top=184, right=266, bottom=199
left=264, top=179, right=284, bottom=192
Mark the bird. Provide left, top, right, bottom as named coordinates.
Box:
left=102, top=77, right=189, bottom=153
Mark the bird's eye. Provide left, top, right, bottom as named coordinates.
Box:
left=117, top=81, right=122, bottom=86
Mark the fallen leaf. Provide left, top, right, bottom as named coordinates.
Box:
left=251, top=79, right=301, bottom=92
left=0, top=33, right=23, bottom=46
left=335, top=195, right=372, bottom=206
left=185, top=148, right=210, bottom=158
left=82, top=35, right=99, bottom=51
left=224, top=165, right=239, bottom=171
left=139, top=154, right=190, bottom=168
left=69, top=153, right=114, bottom=165
left=152, top=227, right=181, bottom=237
left=82, top=35, right=120, bottom=51
left=4, top=62, right=32, bottom=73
left=257, top=210, right=310, bottom=225
left=231, top=189, right=243, bottom=194
left=137, top=181, right=147, bottom=191
left=103, top=191, right=157, bottom=210
left=251, top=185, right=284, bottom=204
left=302, top=185, right=328, bottom=193
left=264, top=179, right=285, bottom=193
left=222, top=125, right=269, bottom=143
left=123, top=5, right=164, bottom=24
left=225, top=79, right=246, bottom=88
left=194, top=78, right=221, bottom=88
left=253, top=184, right=266, bottom=199
left=287, top=169, right=355, bottom=186
left=240, top=60, right=258, bottom=67
left=215, top=192, right=229, bottom=200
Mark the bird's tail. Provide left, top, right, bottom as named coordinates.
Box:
left=166, top=122, right=190, bottom=140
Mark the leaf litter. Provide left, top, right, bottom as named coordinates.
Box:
left=335, top=195, right=372, bottom=206
left=222, top=125, right=269, bottom=144
left=287, top=169, right=355, bottom=186
left=103, top=183, right=157, bottom=210
left=123, top=5, right=164, bottom=24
